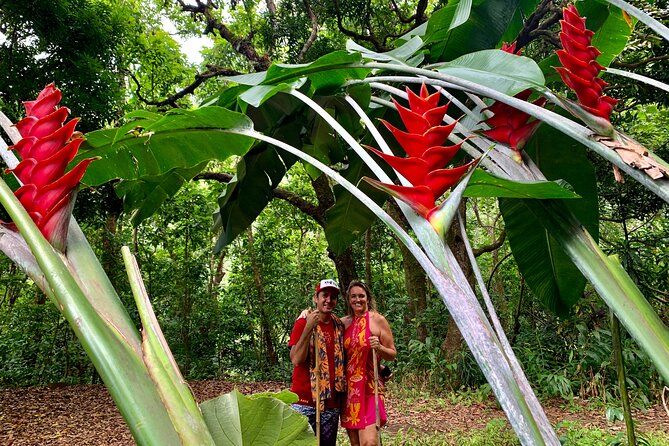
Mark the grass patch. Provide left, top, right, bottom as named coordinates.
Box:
left=335, top=418, right=669, bottom=445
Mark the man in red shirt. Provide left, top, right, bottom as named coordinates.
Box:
left=289, top=279, right=346, bottom=446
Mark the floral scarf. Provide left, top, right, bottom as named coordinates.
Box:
left=309, top=315, right=345, bottom=410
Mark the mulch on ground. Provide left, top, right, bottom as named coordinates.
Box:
left=1, top=380, right=667, bottom=445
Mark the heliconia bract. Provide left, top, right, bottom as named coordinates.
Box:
left=365, top=84, right=474, bottom=221
left=8, top=83, right=96, bottom=251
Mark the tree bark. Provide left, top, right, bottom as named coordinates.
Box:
left=311, top=174, right=358, bottom=289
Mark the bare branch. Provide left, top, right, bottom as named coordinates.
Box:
left=128, top=65, right=241, bottom=108
left=389, top=0, right=414, bottom=23
left=194, top=171, right=323, bottom=223
left=613, top=54, right=669, bottom=69
left=473, top=230, right=507, bottom=257
left=515, top=0, right=561, bottom=50
left=297, top=0, right=319, bottom=62
left=176, top=0, right=271, bottom=71
left=332, top=0, right=386, bottom=51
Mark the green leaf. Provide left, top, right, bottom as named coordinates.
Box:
left=116, top=163, right=208, bottom=226
left=324, top=155, right=389, bottom=254
left=78, top=107, right=256, bottom=186
left=200, top=389, right=315, bottom=446
left=214, top=144, right=296, bottom=254
left=346, top=36, right=424, bottom=66
left=464, top=168, right=581, bottom=199
left=0, top=179, right=183, bottom=445
left=500, top=197, right=585, bottom=316
left=526, top=124, right=599, bottom=240
left=122, top=247, right=214, bottom=446
left=424, top=0, right=521, bottom=62
left=239, top=79, right=306, bottom=108
left=449, top=0, right=473, bottom=30
left=436, top=50, right=545, bottom=96
left=232, top=51, right=369, bottom=93
left=249, top=390, right=299, bottom=405
left=499, top=124, right=599, bottom=316
left=520, top=199, right=669, bottom=385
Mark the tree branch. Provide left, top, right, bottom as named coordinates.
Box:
left=515, top=0, right=561, bottom=50
left=128, top=65, right=241, bottom=108
left=331, top=0, right=386, bottom=51
left=612, top=54, right=669, bottom=69
left=297, top=0, right=319, bottom=62
left=176, top=0, right=271, bottom=71
left=194, top=171, right=323, bottom=224
left=473, top=230, right=506, bottom=257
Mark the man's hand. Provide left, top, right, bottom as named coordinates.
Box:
left=304, top=308, right=320, bottom=331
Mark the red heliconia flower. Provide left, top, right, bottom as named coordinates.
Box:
left=365, top=84, right=474, bottom=220
left=7, top=83, right=96, bottom=251
left=555, top=5, right=617, bottom=122
left=480, top=42, right=547, bottom=162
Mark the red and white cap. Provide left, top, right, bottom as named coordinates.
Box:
left=316, top=279, right=340, bottom=294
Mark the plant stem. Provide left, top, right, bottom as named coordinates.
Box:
left=611, top=312, right=637, bottom=446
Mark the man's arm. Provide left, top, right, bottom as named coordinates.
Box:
left=290, top=310, right=320, bottom=366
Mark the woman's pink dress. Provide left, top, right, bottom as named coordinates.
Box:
left=341, top=311, right=387, bottom=429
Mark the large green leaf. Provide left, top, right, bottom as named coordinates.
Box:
left=214, top=143, right=297, bottom=254
left=464, top=168, right=581, bottom=199
left=346, top=36, right=425, bottom=66
left=500, top=197, right=585, bottom=316
left=200, top=390, right=314, bottom=446
left=77, top=107, right=256, bottom=186
left=424, top=0, right=521, bottom=62
left=226, top=51, right=368, bottom=94
left=500, top=124, right=599, bottom=316
left=436, top=49, right=545, bottom=96
left=522, top=198, right=669, bottom=385
left=116, top=163, right=208, bottom=226
left=122, top=247, right=214, bottom=445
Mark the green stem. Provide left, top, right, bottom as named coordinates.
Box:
left=611, top=312, right=637, bottom=446
left=122, top=247, right=215, bottom=445
left=0, top=178, right=181, bottom=445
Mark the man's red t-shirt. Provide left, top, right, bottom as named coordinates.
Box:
left=288, top=317, right=339, bottom=408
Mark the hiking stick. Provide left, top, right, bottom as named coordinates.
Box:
left=315, top=330, right=321, bottom=446
left=373, top=348, right=381, bottom=445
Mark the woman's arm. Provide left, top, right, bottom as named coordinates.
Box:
left=370, top=313, right=397, bottom=361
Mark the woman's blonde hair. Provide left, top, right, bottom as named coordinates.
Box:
left=345, top=280, right=376, bottom=315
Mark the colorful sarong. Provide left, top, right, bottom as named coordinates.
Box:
left=341, top=311, right=387, bottom=429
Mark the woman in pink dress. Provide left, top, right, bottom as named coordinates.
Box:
left=341, top=281, right=397, bottom=446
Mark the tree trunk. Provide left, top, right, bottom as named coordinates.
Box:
left=246, top=226, right=278, bottom=366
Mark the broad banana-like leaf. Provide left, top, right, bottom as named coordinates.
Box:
left=200, top=390, right=314, bottom=446
left=424, top=0, right=521, bottom=62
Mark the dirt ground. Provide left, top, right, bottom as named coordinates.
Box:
left=1, top=380, right=668, bottom=445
